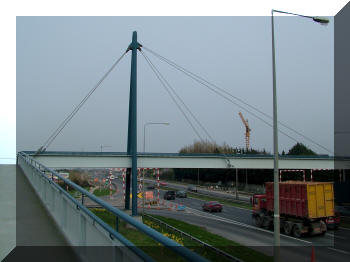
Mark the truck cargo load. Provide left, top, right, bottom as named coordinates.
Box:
left=265, top=181, right=334, bottom=219
left=252, top=181, right=336, bottom=237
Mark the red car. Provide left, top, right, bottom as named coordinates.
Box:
left=160, top=182, right=167, bottom=186
left=202, top=201, right=223, bottom=212
left=326, top=211, right=341, bottom=230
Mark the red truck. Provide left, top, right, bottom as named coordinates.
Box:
left=252, top=181, right=338, bottom=237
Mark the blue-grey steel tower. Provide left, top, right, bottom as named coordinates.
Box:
left=126, top=31, right=141, bottom=216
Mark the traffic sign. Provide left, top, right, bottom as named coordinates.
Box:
left=145, top=191, right=153, bottom=200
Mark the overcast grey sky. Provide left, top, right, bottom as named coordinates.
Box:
left=16, top=16, right=334, bottom=154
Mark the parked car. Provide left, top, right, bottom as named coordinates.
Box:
left=176, top=190, right=187, bottom=198
left=187, top=186, right=198, bottom=192
left=202, top=201, right=223, bottom=212
left=146, top=185, right=155, bottom=190
left=164, top=190, right=175, bottom=200
left=160, top=182, right=167, bottom=186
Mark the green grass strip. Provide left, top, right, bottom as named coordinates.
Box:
left=93, top=188, right=116, bottom=197
left=90, top=208, right=272, bottom=262
left=149, top=215, right=273, bottom=262
left=90, top=208, right=186, bottom=262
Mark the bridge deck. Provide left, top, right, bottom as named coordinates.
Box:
left=28, top=151, right=337, bottom=169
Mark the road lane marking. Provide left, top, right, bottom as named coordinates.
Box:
left=327, top=247, right=350, bottom=255
left=185, top=206, right=312, bottom=245
left=326, top=233, right=347, bottom=240
left=339, top=227, right=350, bottom=231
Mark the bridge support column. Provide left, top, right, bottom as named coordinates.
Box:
left=126, top=31, right=141, bottom=216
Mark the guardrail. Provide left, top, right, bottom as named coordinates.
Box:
left=17, top=152, right=209, bottom=262
left=144, top=214, right=243, bottom=262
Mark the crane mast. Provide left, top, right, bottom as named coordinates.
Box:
left=238, top=112, right=251, bottom=151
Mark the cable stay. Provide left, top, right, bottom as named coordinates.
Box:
left=141, top=50, right=235, bottom=168
left=35, top=51, right=127, bottom=155
left=142, top=46, right=300, bottom=147
left=141, top=50, right=205, bottom=142
left=142, top=46, right=333, bottom=155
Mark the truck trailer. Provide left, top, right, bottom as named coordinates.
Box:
left=252, top=181, right=336, bottom=237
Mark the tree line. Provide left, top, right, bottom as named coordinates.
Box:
left=179, top=141, right=318, bottom=156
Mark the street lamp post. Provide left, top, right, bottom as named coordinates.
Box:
left=143, top=122, right=170, bottom=152
left=271, top=9, right=328, bottom=262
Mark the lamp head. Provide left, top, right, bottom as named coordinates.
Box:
left=312, top=17, right=329, bottom=25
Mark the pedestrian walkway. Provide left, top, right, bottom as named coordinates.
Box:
left=0, top=165, right=16, bottom=261
left=3, top=167, right=78, bottom=261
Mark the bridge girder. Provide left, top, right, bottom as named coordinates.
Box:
left=27, top=152, right=341, bottom=170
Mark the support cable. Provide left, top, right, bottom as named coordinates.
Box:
left=143, top=46, right=333, bottom=154
left=35, top=51, right=127, bottom=155
left=141, top=50, right=235, bottom=167
left=141, top=50, right=215, bottom=142
left=140, top=50, right=205, bottom=142
left=143, top=47, right=298, bottom=145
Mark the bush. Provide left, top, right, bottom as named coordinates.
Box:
left=179, top=140, right=269, bottom=155
left=69, top=172, right=90, bottom=188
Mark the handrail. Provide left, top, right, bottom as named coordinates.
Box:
left=23, top=150, right=335, bottom=159
left=18, top=152, right=154, bottom=262
left=18, top=151, right=209, bottom=262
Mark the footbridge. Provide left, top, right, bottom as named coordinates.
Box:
left=26, top=151, right=337, bottom=169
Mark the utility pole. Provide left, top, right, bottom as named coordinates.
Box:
left=270, top=10, right=328, bottom=261
left=125, top=31, right=142, bottom=216
left=142, top=168, right=145, bottom=215
left=197, top=168, right=200, bottom=185
left=235, top=168, right=239, bottom=200
left=271, top=11, right=280, bottom=261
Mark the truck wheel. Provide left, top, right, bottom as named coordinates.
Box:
left=263, top=218, right=272, bottom=229
left=283, top=222, right=292, bottom=235
left=292, top=224, right=302, bottom=238
left=254, top=216, right=263, bottom=227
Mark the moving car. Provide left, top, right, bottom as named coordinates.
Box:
left=187, top=185, right=198, bottom=192
left=164, top=190, right=175, bottom=200
left=160, top=182, right=167, bottom=186
left=146, top=185, right=155, bottom=190
left=176, top=190, right=187, bottom=198
left=202, top=201, right=223, bottom=212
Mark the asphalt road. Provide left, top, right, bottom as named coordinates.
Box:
left=143, top=178, right=251, bottom=202
left=157, top=188, right=349, bottom=261
left=103, top=178, right=350, bottom=261
left=146, top=209, right=350, bottom=262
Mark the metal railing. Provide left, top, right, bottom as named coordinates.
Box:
left=17, top=152, right=209, bottom=262
left=144, top=214, right=243, bottom=262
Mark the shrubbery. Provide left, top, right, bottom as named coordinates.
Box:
left=69, top=171, right=90, bottom=187
left=179, top=140, right=269, bottom=155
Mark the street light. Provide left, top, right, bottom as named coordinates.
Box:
left=271, top=9, right=328, bottom=262
left=143, top=122, right=170, bottom=152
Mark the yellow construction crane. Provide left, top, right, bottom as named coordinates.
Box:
left=238, top=112, right=251, bottom=151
